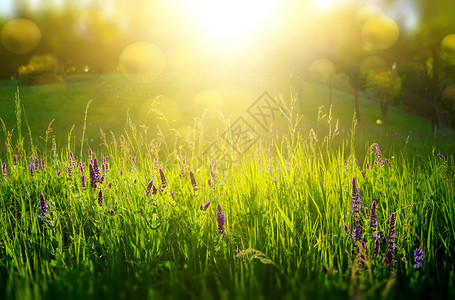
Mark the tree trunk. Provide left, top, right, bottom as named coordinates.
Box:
left=380, top=97, right=389, bottom=122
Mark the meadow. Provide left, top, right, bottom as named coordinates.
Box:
left=0, top=76, right=454, bottom=299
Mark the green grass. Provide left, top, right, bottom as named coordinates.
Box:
left=0, top=74, right=453, bottom=155
left=0, top=77, right=454, bottom=299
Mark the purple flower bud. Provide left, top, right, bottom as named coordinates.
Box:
left=414, top=247, right=423, bottom=270
left=13, top=155, right=17, bottom=164
left=29, top=157, right=34, bottom=176
left=200, top=201, right=211, bottom=211
left=89, top=164, right=97, bottom=188
left=67, top=166, right=73, bottom=181
left=383, top=248, right=395, bottom=270
left=34, top=150, right=39, bottom=170
left=159, top=168, right=167, bottom=189
left=39, top=193, right=50, bottom=221
left=81, top=174, right=86, bottom=190
left=385, top=158, right=391, bottom=167
left=216, top=204, right=225, bottom=238
left=387, top=213, right=396, bottom=250
left=366, top=162, right=370, bottom=170
left=93, top=158, right=100, bottom=179
left=98, top=189, right=103, bottom=207
left=370, top=201, right=378, bottom=235
left=190, top=170, right=198, bottom=191
left=110, top=209, right=115, bottom=216
left=146, top=180, right=154, bottom=196
left=352, top=225, right=362, bottom=245
left=344, top=224, right=350, bottom=235
left=373, top=237, right=380, bottom=259
left=375, top=144, right=384, bottom=165
left=355, top=158, right=360, bottom=170
left=41, top=158, right=46, bottom=170
left=78, top=162, right=84, bottom=174
left=2, top=163, right=6, bottom=178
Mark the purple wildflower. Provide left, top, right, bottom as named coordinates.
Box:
left=370, top=201, right=378, bottom=235
left=69, top=152, right=76, bottom=167
left=383, top=248, right=395, bottom=270
left=39, top=193, right=50, bottom=221
left=34, top=150, right=39, bottom=171
left=110, top=209, right=115, bottom=216
left=2, top=163, right=6, bottom=178
left=190, top=170, right=198, bottom=191
left=385, top=158, right=391, bottom=167
left=131, top=156, right=136, bottom=167
left=414, top=247, right=423, bottom=270
left=355, top=158, right=360, bottom=170
left=375, top=143, right=384, bottom=165
left=13, top=155, right=17, bottom=164
left=200, top=201, right=211, bottom=211
left=41, top=158, right=46, bottom=170
left=89, top=164, right=97, bottom=188
left=78, top=162, right=84, bottom=174
left=57, top=170, right=61, bottom=178
left=344, top=224, right=350, bottom=235
left=146, top=180, right=157, bottom=195
left=159, top=168, right=167, bottom=189
left=67, top=166, right=73, bottom=181
left=386, top=213, right=396, bottom=249
left=437, top=153, right=445, bottom=162
left=366, top=162, right=370, bottom=170
left=98, top=189, right=103, bottom=207
left=29, top=157, right=34, bottom=176
left=352, top=226, right=362, bottom=246
left=93, top=158, right=100, bottom=179
left=81, top=174, right=86, bottom=190
left=351, top=178, right=362, bottom=250
left=120, top=169, right=123, bottom=176
left=216, top=203, right=225, bottom=238
left=373, top=237, right=381, bottom=259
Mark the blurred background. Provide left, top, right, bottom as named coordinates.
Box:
left=0, top=0, right=454, bottom=148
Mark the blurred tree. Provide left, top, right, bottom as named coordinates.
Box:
left=309, top=58, right=336, bottom=107
left=406, top=0, right=455, bottom=132
left=364, top=67, right=402, bottom=122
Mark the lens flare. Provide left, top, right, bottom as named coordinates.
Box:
left=362, top=16, right=399, bottom=50
left=119, top=42, right=165, bottom=83
left=441, top=34, right=455, bottom=57
left=1, top=18, right=41, bottom=54
left=356, top=5, right=384, bottom=27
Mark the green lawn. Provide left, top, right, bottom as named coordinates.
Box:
left=0, top=74, right=453, bottom=156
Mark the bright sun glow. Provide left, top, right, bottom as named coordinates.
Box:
left=312, top=0, right=345, bottom=12
left=178, top=0, right=281, bottom=45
